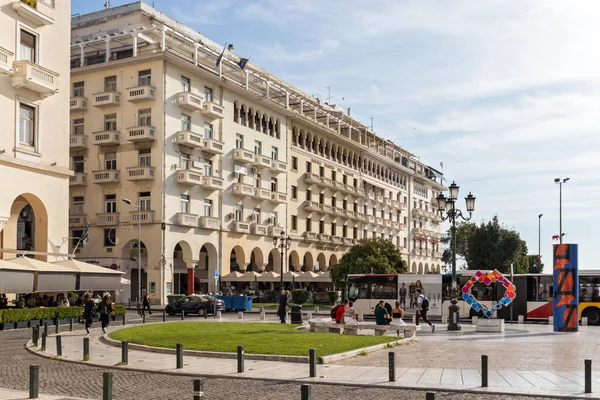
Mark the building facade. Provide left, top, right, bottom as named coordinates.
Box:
left=69, top=2, right=446, bottom=305
left=0, top=0, right=71, bottom=262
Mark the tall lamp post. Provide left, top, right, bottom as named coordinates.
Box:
left=273, top=231, right=291, bottom=290
left=538, top=214, right=543, bottom=272
left=122, top=198, right=142, bottom=314
left=436, top=182, right=476, bottom=331
left=554, top=177, right=569, bottom=244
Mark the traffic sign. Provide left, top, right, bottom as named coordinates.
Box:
left=214, top=269, right=219, bottom=280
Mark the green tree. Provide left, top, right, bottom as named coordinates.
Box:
left=442, top=216, right=529, bottom=274
left=329, top=237, right=407, bottom=289
left=527, top=254, right=544, bottom=273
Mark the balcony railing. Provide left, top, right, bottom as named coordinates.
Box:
left=11, top=60, right=58, bottom=97
left=175, top=130, right=203, bottom=149
left=303, top=232, right=318, bottom=242
left=126, top=125, right=155, bottom=142
left=176, top=92, right=204, bottom=111
left=343, top=237, right=354, bottom=246
left=176, top=212, right=198, bottom=227
left=199, top=216, right=220, bottom=230
left=317, top=233, right=330, bottom=242
left=69, top=215, right=86, bottom=228
left=366, top=215, right=375, bottom=224
left=232, top=149, right=254, bottom=164
left=12, top=0, right=55, bottom=27
left=201, top=138, right=224, bottom=155
left=92, top=91, right=120, bottom=108
left=69, top=172, right=87, bottom=186
left=201, top=176, right=223, bottom=191
left=130, top=211, right=154, bottom=224
left=177, top=170, right=203, bottom=186
left=322, top=177, right=333, bottom=188
left=69, top=135, right=87, bottom=150
left=96, top=212, right=120, bottom=226
left=232, top=221, right=250, bottom=233
left=270, top=160, right=287, bottom=173
left=92, top=170, right=119, bottom=184
left=70, top=97, right=87, bottom=112
left=345, top=210, right=356, bottom=219
left=303, top=172, right=321, bottom=185
left=331, top=236, right=343, bottom=245
left=0, top=46, right=13, bottom=75
left=367, top=192, right=375, bottom=201
left=302, top=201, right=320, bottom=212
left=126, top=166, right=155, bottom=181
left=268, top=226, right=284, bottom=237
left=250, top=223, right=268, bottom=236
left=91, top=130, right=120, bottom=146
left=253, top=188, right=271, bottom=201
left=126, top=85, right=155, bottom=102
left=232, top=183, right=254, bottom=196
left=270, top=192, right=287, bottom=204
left=319, top=204, right=333, bottom=214
left=201, top=102, right=224, bottom=120
left=253, top=154, right=271, bottom=169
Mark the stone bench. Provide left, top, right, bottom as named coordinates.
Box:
left=308, top=320, right=417, bottom=338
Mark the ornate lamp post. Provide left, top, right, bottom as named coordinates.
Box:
left=554, top=177, right=569, bottom=244
left=122, top=198, right=142, bottom=314
left=273, top=231, right=291, bottom=290
left=436, top=182, right=476, bottom=331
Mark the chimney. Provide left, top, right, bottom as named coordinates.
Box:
left=347, top=107, right=351, bottom=117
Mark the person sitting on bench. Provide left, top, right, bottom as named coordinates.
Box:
left=374, top=300, right=391, bottom=325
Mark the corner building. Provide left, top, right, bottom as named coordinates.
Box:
left=0, top=0, right=70, bottom=262
left=69, top=2, right=446, bottom=305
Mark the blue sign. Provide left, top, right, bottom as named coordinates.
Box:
left=214, top=269, right=219, bottom=280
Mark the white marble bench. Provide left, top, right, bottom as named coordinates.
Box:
left=308, top=320, right=417, bottom=338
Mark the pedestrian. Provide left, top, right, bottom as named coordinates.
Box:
left=415, top=289, right=435, bottom=332
left=141, top=286, right=152, bottom=315
left=82, top=293, right=95, bottom=335
left=277, top=289, right=288, bottom=324
left=390, top=301, right=407, bottom=336
left=399, top=283, right=407, bottom=308
left=374, top=300, right=391, bottom=325
left=344, top=301, right=357, bottom=324
left=335, top=299, right=348, bottom=324
left=98, top=295, right=114, bottom=334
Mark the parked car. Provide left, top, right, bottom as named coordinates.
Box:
left=165, top=295, right=224, bottom=317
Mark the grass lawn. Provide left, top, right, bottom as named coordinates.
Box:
left=108, top=322, right=395, bottom=357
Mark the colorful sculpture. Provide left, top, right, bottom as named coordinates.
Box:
left=553, top=244, right=579, bottom=332
left=461, top=269, right=516, bottom=319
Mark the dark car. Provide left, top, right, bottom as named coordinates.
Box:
left=165, top=295, right=225, bottom=317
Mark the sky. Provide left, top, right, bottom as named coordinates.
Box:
left=72, top=0, right=600, bottom=271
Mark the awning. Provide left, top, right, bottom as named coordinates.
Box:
left=0, top=260, right=35, bottom=293
left=295, top=271, right=320, bottom=282
left=256, top=271, right=281, bottom=282
left=221, top=271, right=244, bottom=281
left=54, top=259, right=122, bottom=291
left=238, top=271, right=260, bottom=282
left=283, top=271, right=299, bottom=282
left=10, top=257, right=77, bottom=292
left=222, top=271, right=259, bottom=282
left=314, top=271, right=331, bottom=283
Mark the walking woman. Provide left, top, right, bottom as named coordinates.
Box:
left=82, top=293, right=95, bottom=335
left=98, top=295, right=114, bottom=334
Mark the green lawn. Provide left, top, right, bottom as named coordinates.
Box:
left=109, top=322, right=394, bottom=357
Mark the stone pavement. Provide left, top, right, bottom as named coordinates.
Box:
left=23, top=313, right=600, bottom=399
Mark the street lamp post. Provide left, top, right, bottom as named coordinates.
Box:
left=436, top=182, right=476, bottom=331
left=122, top=198, right=142, bottom=314
left=554, top=178, right=569, bottom=244
left=538, top=214, right=543, bottom=272
left=273, top=231, right=291, bottom=290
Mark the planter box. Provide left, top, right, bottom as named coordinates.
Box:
left=29, top=320, right=40, bottom=328
left=41, top=319, right=53, bottom=327
left=15, top=321, right=29, bottom=329
left=0, top=323, right=13, bottom=331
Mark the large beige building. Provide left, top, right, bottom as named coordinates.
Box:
left=0, top=0, right=71, bottom=262
left=69, top=2, right=446, bottom=305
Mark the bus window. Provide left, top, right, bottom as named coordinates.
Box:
left=527, top=276, right=539, bottom=301
left=580, top=276, right=599, bottom=302
left=539, top=276, right=553, bottom=301
left=367, top=276, right=397, bottom=299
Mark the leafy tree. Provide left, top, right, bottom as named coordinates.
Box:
left=527, top=254, right=544, bottom=273
left=441, top=216, right=529, bottom=274
left=329, top=237, right=407, bottom=289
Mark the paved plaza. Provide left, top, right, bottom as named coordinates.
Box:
left=0, top=311, right=598, bottom=399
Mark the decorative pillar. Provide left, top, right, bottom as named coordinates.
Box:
left=132, top=35, right=138, bottom=57
left=265, top=80, right=270, bottom=100
left=193, top=44, right=198, bottom=65
left=285, top=91, right=289, bottom=109
left=186, top=265, right=195, bottom=295
left=79, top=44, right=85, bottom=67
left=553, top=244, right=578, bottom=332
left=105, top=39, right=111, bottom=62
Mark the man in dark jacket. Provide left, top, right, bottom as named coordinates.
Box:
left=277, top=289, right=288, bottom=324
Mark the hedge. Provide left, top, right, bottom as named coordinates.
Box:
left=113, top=305, right=126, bottom=316
left=0, top=306, right=84, bottom=323
left=291, top=289, right=309, bottom=305
left=262, top=290, right=276, bottom=303
left=327, top=291, right=339, bottom=305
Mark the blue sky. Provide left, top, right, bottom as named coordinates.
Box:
left=72, top=0, right=600, bottom=271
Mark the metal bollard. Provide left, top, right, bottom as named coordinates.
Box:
left=41, top=333, right=47, bottom=352
left=29, top=365, right=39, bottom=399
left=442, top=316, right=448, bottom=324
left=163, top=311, right=166, bottom=322
left=517, top=315, right=524, bottom=324
left=309, top=348, right=317, bottom=378
left=56, top=335, right=62, bottom=356
left=55, top=320, right=60, bottom=335
left=102, top=372, right=112, bottom=400
left=237, top=345, right=244, bottom=373
left=481, top=355, right=488, bottom=387
left=388, top=352, right=395, bottom=381
left=216, top=310, right=222, bottom=321
left=426, top=392, right=435, bottom=400
left=32, top=326, right=39, bottom=347
left=121, top=341, right=128, bottom=365
left=43, top=323, right=48, bottom=337
left=260, top=310, right=266, bottom=321
left=585, top=359, right=592, bottom=394
left=122, top=314, right=126, bottom=326
left=69, top=318, right=73, bottom=332
left=193, top=379, right=204, bottom=400
left=83, top=337, right=90, bottom=361
left=181, top=311, right=185, bottom=320
left=176, top=343, right=183, bottom=369
left=142, top=311, right=146, bottom=324
left=301, top=384, right=311, bottom=400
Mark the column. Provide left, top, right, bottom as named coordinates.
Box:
left=187, top=265, right=195, bottom=295
left=105, top=39, right=111, bottom=62
left=132, top=35, right=138, bottom=57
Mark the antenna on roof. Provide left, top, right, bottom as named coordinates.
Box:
left=104, top=1, right=111, bottom=10
left=369, top=117, right=374, bottom=132
left=326, top=86, right=333, bottom=103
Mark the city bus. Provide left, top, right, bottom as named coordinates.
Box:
left=345, top=271, right=600, bottom=325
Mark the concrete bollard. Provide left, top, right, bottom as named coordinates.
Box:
left=388, top=352, right=395, bottom=381
left=193, top=380, right=204, bottom=400
left=176, top=343, right=183, bottom=369
left=216, top=310, right=222, bottom=321
left=481, top=355, right=488, bottom=387
left=582, top=317, right=588, bottom=326
left=122, top=314, right=126, bottom=326
left=260, top=310, right=266, bottom=321
left=548, top=316, right=553, bottom=325
left=121, top=341, right=128, bottom=365
left=83, top=337, right=90, bottom=361
left=442, top=316, right=448, bottom=324
left=315, top=306, right=319, bottom=313
left=69, top=318, right=73, bottom=332
left=585, top=359, right=592, bottom=393
left=142, top=312, right=146, bottom=324
left=307, top=312, right=313, bottom=320
left=56, top=335, right=62, bottom=356
left=412, top=315, right=416, bottom=324
left=301, top=384, right=311, bottom=400
left=43, top=323, right=48, bottom=337
left=518, top=315, right=524, bottom=324
left=309, top=349, right=316, bottom=378
left=55, top=320, right=59, bottom=335
left=237, top=345, right=244, bottom=373
left=358, top=314, right=364, bottom=322
left=102, top=372, right=112, bottom=400
left=181, top=311, right=185, bottom=320
left=238, top=311, right=244, bottom=320
left=29, top=365, right=39, bottom=399
left=472, top=316, right=478, bottom=325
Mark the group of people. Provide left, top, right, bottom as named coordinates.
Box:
left=398, top=280, right=425, bottom=308
left=375, top=288, right=435, bottom=332
left=82, top=292, right=114, bottom=335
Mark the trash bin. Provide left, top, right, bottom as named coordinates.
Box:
left=291, top=304, right=303, bottom=324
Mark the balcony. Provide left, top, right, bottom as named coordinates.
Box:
left=175, top=130, right=203, bottom=149
left=253, top=154, right=272, bottom=169
left=201, top=102, right=224, bottom=121
left=253, top=187, right=271, bottom=201
left=176, top=213, right=198, bottom=227
left=126, top=85, right=155, bottom=102
left=412, top=248, right=422, bottom=256
left=332, top=207, right=344, bottom=217
left=130, top=211, right=154, bottom=224
left=345, top=210, right=356, bottom=219
left=202, top=176, right=223, bottom=191
left=356, top=188, right=366, bottom=198
left=199, top=216, right=220, bottom=230
left=126, top=166, right=155, bottom=181
left=176, top=92, right=204, bottom=111
left=384, top=220, right=392, bottom=228
left=391, top=221, right=400, bottom=230
left=250, top=223, right=268, bottom=236
left=343, top=185, right=357, bottom=195
left=302, top=201, right=320, bottom=212
left=376, top=194, right=384, bottom=203
left=355, top=213, right=365, bottom=221
left=413, top=209, right=426, bottom=218
left=11, top=60, right=58, bottom=98
left=366, top=215, right=375, bottom=224
left=321, top=177, right=334, bottom=188
left=367, top=192, right=375, bottom=201
left=96, top=212, right=120, bottom=226
left=432, top=213, right=443, bottom=223
left=12, top=0, right=55, bottom=27
left=270, top=160, right=287, bottom=174
left=232, top=221, right=250, bottom=234
left=413, top=227, right=426, bottom=237
left=317, top=233, right=330, bottom=242
left=69, top=135, right=87, bottom=150
left=303, top=232, right=318, bottom=242
left=0, top=46, right=13, bottom=75
left=126, top=126, right=154, bottom=142
left=391, top=199, right=400, bottom=209
left=319, top=204, right=333, bottom=214
left=232, top=183, right=254, bottom=197
left=201, top=138, right=224, bottom=155
left=270, top=192, right=287, bottom=204
left=268, top=226, right=284, bottom=237
left=384, top=197, right=392, bottom=207
left=92, top=91, right=120, bottom=108
left=177, top=170, right=203, bottom=186
left=303, top=173, right=321, bottom=185
left=69, top=215, right=86, bottom=228
left=343, top=237, right=354, bottom=246
left=70, top=97, right=87, bottom=112
left=69, top=172, right=87, bottom=186
left=92, top=131, right=120, bottom=146
left=91, top=170, right=120, bottom=184
left=232, top=149, right=254, bottom=164
left=331, top=236, right=342, bottom=245
left=376, top=217, right=384, bottom=226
